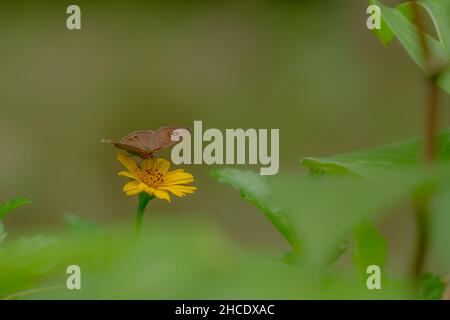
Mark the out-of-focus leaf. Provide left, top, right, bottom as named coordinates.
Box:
left=0, top=219, right=412, bottom=299
left=302, top=128, right=450, bottom=179
left=430, top=187, right=450, bottom=269
left=373, top=0, right=448, bottom=67
left=210, top=169, right=298, bottom=248
left=373, top=17, right=395, bottom=46
left=396, top=2, right=415, bottom=22
left=0, top=197, right=31, bottom=220
left=372, top=0, right=449, bottom=93
left=12, top=235, right=59, bottom=274
left=369, top=0, right=417, bottom=46
left=65, top=213, right=99, bottom=234
left=369, top=0, right=395, bottom=46
left=283, top=239, right=348, bottom=267
left=271, top=175, right=403, bottom=268
left=327, top=239, right=349, bottom=265
left=419, top=273, right=445, bottom=300
left=438, top=67, right=450, bottom=91
left=0, top=222, right=6, bottom=243
left=0, top=231, right=110, bottom=297
left=353, top=220, right=387, bottom=276
left=212, top=167, right=425, bottom=269
left=419, top=0, right=450, bottom=54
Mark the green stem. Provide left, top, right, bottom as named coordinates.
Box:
left=411, top=0, right=440, bottom=165
left=135, top=192, right=154, bottom=236
left=412, top=195, right=430, bottom=281
left=409, top=0, right=440, bottom=284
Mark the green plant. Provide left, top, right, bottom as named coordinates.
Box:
left=0, top=197, right=31, bottom=244
left=212, top=0, right=449, bottom=298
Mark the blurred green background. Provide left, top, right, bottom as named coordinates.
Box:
left=1, top=0, right=449, bottom=279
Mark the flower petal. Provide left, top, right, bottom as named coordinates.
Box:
left=138, top=182, right=152, bottom=192
left=160, top=185, right=196, bottom=196
left=164, top=171, right=194, bottom=184
left=153, top=189, right=171, bottom=203
left=162, top=187, right=185, bottom=197
left=123, top=180, right=140, bottom=192
left=118, top=171, right=138, bottom=180
left=117, top=152, right=141, bottom=176
left=154, top=158, right=171, bottom=175
left=163, top=179, right=194, bottom=186
left=165, top=169, right=184, bottom=176
left=174, top=185, right=197, bottom=193
left=141, top=158, right=154, bottom=172
left=126, top=189, right=142, bottom=196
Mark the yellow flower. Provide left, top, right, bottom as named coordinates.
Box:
left=116, top=152, right=196, bottom=203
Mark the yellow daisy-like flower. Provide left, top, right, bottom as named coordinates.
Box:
left=117, top=152, right=196, bottom=203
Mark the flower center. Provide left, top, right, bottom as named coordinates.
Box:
left=141, top=168, right=165, bottom=186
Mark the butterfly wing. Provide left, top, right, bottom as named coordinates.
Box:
left=103, top=127, right=190, bottom=158
left=149, top=126, right=191, bottom=153
left=102, top=130, right=154, bottom=158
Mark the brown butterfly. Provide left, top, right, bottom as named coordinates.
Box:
left=102, top=126, right=190, bottom=159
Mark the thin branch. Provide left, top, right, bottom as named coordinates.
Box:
left=410, top=0, right=441, bottom=281
left=412, top=195, right=430, bottom=279
left=424, top=78, right=440, bottom=163
left=411, top=0, right=440, bottom=164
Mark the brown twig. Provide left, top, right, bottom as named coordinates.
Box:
left=412, top=194, right=430, bottom=279
left=410, top=0, right=441, bottom=281
left=411, top=0, right=440, bottom=163
left=424, top=78, right=440, bottom=163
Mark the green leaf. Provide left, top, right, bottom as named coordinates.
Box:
left=0, top=219, right=412, bottom=299
left=369, top=0, right=395, bottom=46
left=430, top=186, right=450, bottom=269
left=302, top=128, right=450, bottom=179
left=212, top=168, right=416, bottom=269
left=419, top=0, right=450, bottom=54
left=0, top=197, right=32, bottom=220
left=0, top=222, right=6, bottom=243
left=369, top=1, right=417, bottom=46
left=373, top=0, right=449, bottom=93
left=271, top=175, right=403, bottom=268
left=437, top=67, right=450, bottom=91
left=419, top=273, right=445, bottom=300
left=65, top=213, right=99, bottom=234
left=327, top=239, right=349, bottom=265
left=373, top=0, right=447, bottom=66
left=396, top=2, right=415, bottom=23
left=210, top=169, right=298, bottom=248
left=374, top=18, right=395, bottom=46
left=353, top=220, right=387, bottom=275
